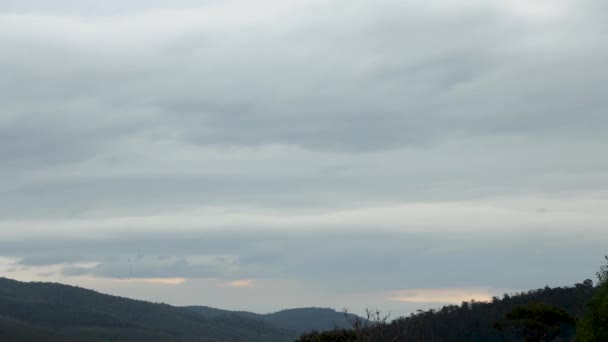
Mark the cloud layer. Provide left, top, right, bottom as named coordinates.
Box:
left=1, top=0, right=607, bottom=315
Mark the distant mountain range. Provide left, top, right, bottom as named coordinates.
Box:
left=0, top=277, right=358, bottom=341
left=185, top=306, right=359, bottom=335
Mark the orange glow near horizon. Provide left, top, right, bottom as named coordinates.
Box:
left=226, top=279, right=254, bottom=288
left=138, top=277, right=186, bottom=285
left=386, top=288, right=494, bottom=303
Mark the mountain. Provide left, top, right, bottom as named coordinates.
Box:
left=265, top=307, right=359, bottom=334
left=2, top=275, right=601, bottom=341
left=182, top=306, right=261, bottom=320
left=0, top=316, right=83, bottom=342
left=185, top=306, right=359, bottom=334
left=0, top=277, right=295, bottom=341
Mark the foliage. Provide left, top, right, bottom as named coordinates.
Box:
left=0, top=316, right=82, bottom=342
left=494, top=302, right=575, bottom=341
left=297, top=308, right=393, bottom=342
left=577, top=256, right=608, bottom=341
left=298, top=329, right=358, bottom=342
left=596, top=255, right=608, bottom=286
left=297, top=282, right=596, bottom=342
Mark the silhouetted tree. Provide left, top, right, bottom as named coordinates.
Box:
left=343, top=308, right=391, bottom=342
left=494, top=302, right=575, bottom=342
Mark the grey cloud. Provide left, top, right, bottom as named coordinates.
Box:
left=45, top=257, right=192, bottom=280
left=0, top=0, right=607, bottom=313
left=0, top=0, right=219, bottom=16
left=18, top=254, right=85, bottom=266
left=61, top=267, right=92, bottom=276
left=3, top=230, right=605, bottom=291
left=0, top=4, right=605, bottom=155
left=1, top=1, right=606, bottom=156
left=2, top=138, right=607, bottom=219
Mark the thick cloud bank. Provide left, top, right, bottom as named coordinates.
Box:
left=1, top=0, right=607, bottom=314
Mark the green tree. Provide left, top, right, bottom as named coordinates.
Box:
left=494, top=302, right=576, bottom=342
left=596, top=255, right=608, bottom=286
left=577, top=256, right=608, bottom=341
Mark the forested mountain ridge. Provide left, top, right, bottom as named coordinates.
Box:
left=0, top=276, right=363, bottom=341
left=299, top=280, right=601, bottom=341
left=185, top=306, right=359, bottom=334
left=382, top=282, right=596, bottom=341
left=0, top=277, right=295, bottom=341
left=1, top=274, right=605, bottom=342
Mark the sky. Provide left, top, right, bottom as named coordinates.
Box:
left=1, top=0, right=607, bottom=316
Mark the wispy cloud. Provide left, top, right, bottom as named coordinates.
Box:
left=140, top=277, right=186, bottom=285
left=226, top=279, right=255, bottom=288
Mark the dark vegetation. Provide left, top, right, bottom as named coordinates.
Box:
left=493, top=302, right=576, bottom=341
left=298, top=284, right=596, bottom=341
left=298, top=256, right=608, bottom=341
left=576, top=256, right=608, bottom=341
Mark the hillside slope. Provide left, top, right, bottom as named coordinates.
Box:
left=0, top=277, right=295, bottom=342
left=186, top=306, right=359, bottom=334
left=381, top=282, right=596, bottom=341
left=298, top=280, right=598, bottom=341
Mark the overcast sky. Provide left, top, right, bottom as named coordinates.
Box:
left=1, top=0, right=607, bottom=316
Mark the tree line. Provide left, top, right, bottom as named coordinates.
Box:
left=297, top=256, right=608, bottom=342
